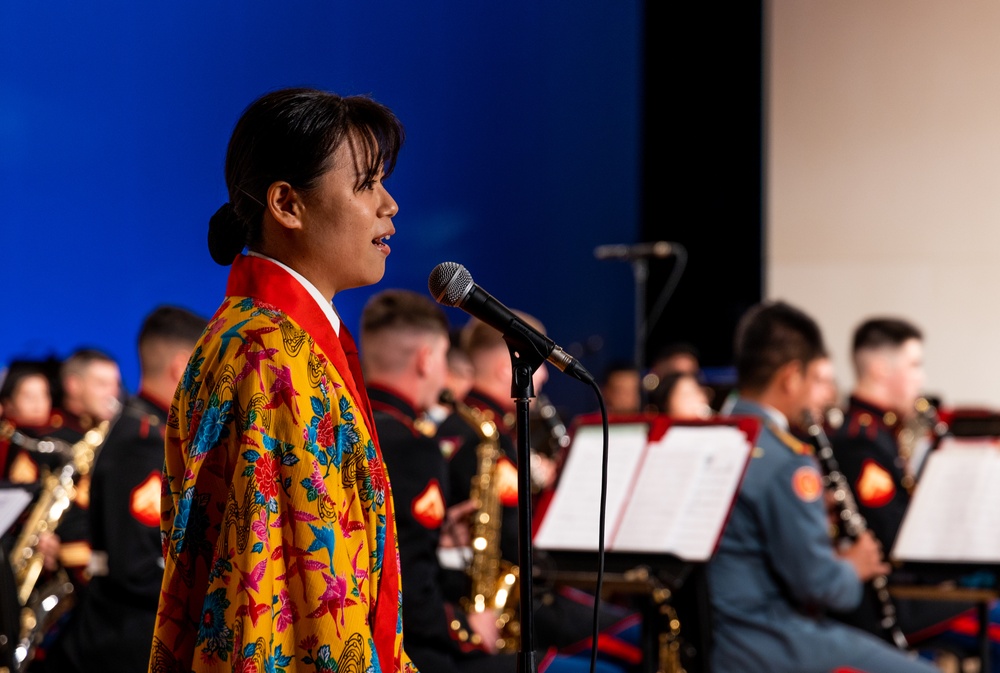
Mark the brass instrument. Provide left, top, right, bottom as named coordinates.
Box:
left=897, top=397, right=948, bottom=490
left=6, top=421, right=109, bottom=673
left=444, top=391, right=520, bottom=652
left=802, top=411, right=909, bottom=650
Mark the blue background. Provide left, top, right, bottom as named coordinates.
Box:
left=1, top=2, right=643, bottom=416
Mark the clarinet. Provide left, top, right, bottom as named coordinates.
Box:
left=802, top=411, right=909, bottom=650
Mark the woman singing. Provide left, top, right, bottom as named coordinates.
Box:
left=150, top=87, right=416, bottom=672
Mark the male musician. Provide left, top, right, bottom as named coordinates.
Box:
left=44, top=348, right=123, bottom=581
left=44, top=305, right=207, bottom=673
left=710, top=300, right=937, bottom=673
left=437, top=315, right=641, bottom=671
left=599, top=360, right=642, bottom=415
left=361, top=290, right=625, bottom=673
left=830, top=317, right=1000, bottom=660
left=47, top=348, right=122, bottom=442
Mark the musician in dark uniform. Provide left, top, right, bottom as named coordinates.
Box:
left=437, top=315, right=641, bottom=671
left=42, top=348, right=123, bottom=592
left=362, top=290, right=631, bottom=673
left=831, top=317, right=1000, bottom=664
left=710, top=300, right=937, bottom=673
left=360, top=289, right=518, bottom=672
left=44, top=305, right=207, bottom=673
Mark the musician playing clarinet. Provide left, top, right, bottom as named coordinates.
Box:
left=831, top=317, right=1000, bottom=665
left=708, top=300, right=937, bottom=673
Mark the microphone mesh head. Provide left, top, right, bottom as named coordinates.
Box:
left=428, top=262, right=473, bottom=307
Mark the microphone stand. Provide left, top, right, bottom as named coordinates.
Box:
left=508, top=343, right=541, bottom=673
left=631, top=257, right=650, bottom=374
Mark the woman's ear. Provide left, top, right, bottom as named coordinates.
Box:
left=266, top=181, right=304, bottom=231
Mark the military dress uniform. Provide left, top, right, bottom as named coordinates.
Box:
left=370, top=384, right=514, bottom=673
left=437, top=388, right=641, bottom=671
left=708, top=397, right=938, bottom=673
left=45, top=393, right=168, bottom=673
left=830, top=396, right=996, bottom=656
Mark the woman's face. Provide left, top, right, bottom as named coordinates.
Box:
left=6, top=374, right=51, bottom=426
left=298, top=133, right=399, bottom=296
left=669, top=376, right=711, bottom=420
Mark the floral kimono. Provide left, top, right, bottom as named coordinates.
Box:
left=150, top=254, right=416, bottom=673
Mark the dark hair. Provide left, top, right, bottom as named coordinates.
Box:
left=852, top=317, right=922, bottom=354
left=601, top=358, right=639, bottom=387
left=461, top=312, right=545, bottom=357
left=361, top=289, right=450, bottom=339
left=138, top=305, right=208, bottom=375
left=61, top=348, right=117, bottom=381
left=651, top=342, right=700, bottom=366
left=139, top=305, right=208, bottom=348
left=648, top=372, right=698, bottom=414
left=0, top=359, right=52, bottom=403
left=734, top=300, right=826, bottom=392
left=208, top=87, right=405, bottom=265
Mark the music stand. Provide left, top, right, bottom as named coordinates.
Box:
left=533, top=414, right=759, bottom=672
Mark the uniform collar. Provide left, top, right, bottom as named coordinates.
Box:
left=368, top=384, right=419, bottom=421
left=848, top=394, right=900, bottom=429
left=730, top=396, right=789, bottom=431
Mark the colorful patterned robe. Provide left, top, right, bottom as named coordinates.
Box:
left=150, top=254, right=416, bottom=673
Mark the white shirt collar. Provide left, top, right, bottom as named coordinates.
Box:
left=247, top=251, right=340, bottom=335
left=760, top=404, right=789, bottom=431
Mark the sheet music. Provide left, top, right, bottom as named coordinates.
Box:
left=535, top=422, right=753, bottom=562
left=892, top=437, right=1000, bottom=563
left=612, top=426, right=751, bottom=560
left=533, top=422, right=649, bottom=551
left=0, top=487, right=33, bottom=537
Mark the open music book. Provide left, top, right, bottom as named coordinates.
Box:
left=533, top=416, right=759, bottom=562
left=0, top=486, right=33, bottom=538
left=892, top=435, right=1000, bottom=564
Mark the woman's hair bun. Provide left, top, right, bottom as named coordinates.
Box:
left=207, top=202, right=247, bottom=266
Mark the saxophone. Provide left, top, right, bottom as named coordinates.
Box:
left=444, top=391, right=520, bottom=652
left=6, top=421, right=109, bottom=673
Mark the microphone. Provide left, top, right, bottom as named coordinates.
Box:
left=593, top=241, right=677, bottom=261
left=428, top=262, right=595, bottom=384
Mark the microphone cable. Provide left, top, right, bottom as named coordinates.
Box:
left=584, top=379, right=610, bottom=673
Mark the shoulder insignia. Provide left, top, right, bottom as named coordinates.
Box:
left=855, top=459, right=895, bottom=507
left=411, top=479, right=445, bottom=529
left=791, top=465, right=823, bottom=502
left=496, top=456, right=519, bottom=507
left=131, top=471, right=162, bottom=527
left=9, top=452, right=38, bottom=484
left=774, top=427, right=814, bottom=456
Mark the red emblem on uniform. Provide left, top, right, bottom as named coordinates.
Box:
left=411, top=479, right=445, bottom=529
left=855, top=459, right=895, bottom=508
left=496, top=457, right=519, bottom=507
left=791, top=466, right=823, bottom=502
left=131, top=472, right=162, bottom=527
left=9, top=452, right=38, bottom=484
